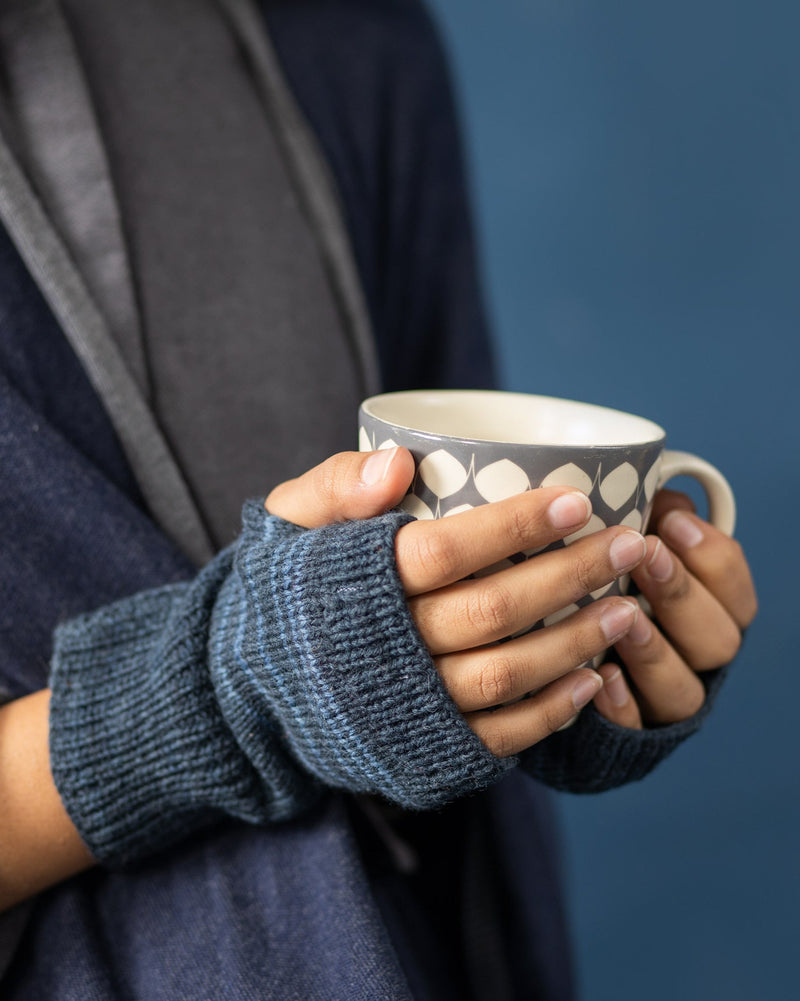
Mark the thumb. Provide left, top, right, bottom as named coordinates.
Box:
left=264, top=447, right=415, bottom=529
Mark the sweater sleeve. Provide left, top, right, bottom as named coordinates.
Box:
left=49, top=501, right=509, bottom=866
left=519, top=667, right=728, bottom=792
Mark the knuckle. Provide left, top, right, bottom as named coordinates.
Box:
left=411, top=529, right=457, bottom=582
left=725, top=626, right=743, bottom=661
left=660, top=567, right=693, bottom=607
left=742, top=591, right=759, bottom=627
left=687, top=622, right=742, bottom=671
left=314, top=455, right=349, bottom=506
left=652, top=682, right=706, bottom=724
left=714, top=537, right=746, bottom=580
left=486, top=723, right=517, bottom=759
left=477, top=654, right=516, bottom=707
left=628, top=637, right=663, bottom=668
left=569, top=549, right=598, bottom=598
left=684, top=688, right=706, bottom=718
left=564, top=626, right=595, bottom=670
left=674, top=680, right=706, bottom=720
left=542, top=700, right=571, bottom=736
left=506, top=504, right=538, bottom=551
left=707, top=538, right=758, bottom=627
left=461, top=582, right=517, bottom=637
left=714, top=625, right=743, bottom=667
left=728, top=537, right=746, bottom=563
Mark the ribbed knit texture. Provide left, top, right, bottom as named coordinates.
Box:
left=520, top=666, right=728, bottom=792
left=49, top=502, right=510, bottom=865
left=48, top=546, right=315, bottom=866
left=220, top=502, right=510, bottom=805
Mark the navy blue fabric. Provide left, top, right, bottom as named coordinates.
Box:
left=0, top=223, right=142, bottom=502
left=0, top=370, right=191, bottom=700
left=0, top=2, right=573, bottom=998
left=0, top=195, right=191, bottom=701
left=4, top=799, right=415, bottom=1001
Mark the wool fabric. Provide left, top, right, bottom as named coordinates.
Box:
left=49, top=503, right=510, bottom=865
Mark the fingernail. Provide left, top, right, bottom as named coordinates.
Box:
left=609, top=531, right=647, bottom=574
left=361, top=447, right=398, bottom=486
left=572, top=671, right=603, bottom=710
left=600, top=600, right=638, bottom=644
left=661, top=510, right=704, bottom=549
left=548, top=492, right=592, bottom=530
left=646, top=539, right=674, bottom=582
left=604, top=668, right=630, bottom=707
left=626, top=610, right=653, bottom=645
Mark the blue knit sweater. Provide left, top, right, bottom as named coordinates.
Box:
left=49, top=504, right=511, bottom=864
left=49, top=494, right=724, bottom=866
left=0, top=2, right=725, bottom=998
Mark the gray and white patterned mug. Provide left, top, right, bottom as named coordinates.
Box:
left=358, top=389, right=735, bottom=625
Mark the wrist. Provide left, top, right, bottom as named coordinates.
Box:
left=220, top=503, right=511, bottom=808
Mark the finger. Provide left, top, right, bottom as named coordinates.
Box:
left=465, top=668, right=603, bottom=757
left=647, top=488, right=696, bottom=527
left=632, top=536, right=742, bottom=671
left=613, top=612, right=707, bottom=724
left=396, top=487, right=592, bottom=596
left=437, top=598, right=638, bottom=712
left=411, top=527, right=646, bottom=654
left=593, top=663, right=643, bottom=729
left=265, top=447, right=415, bottom=528
left=656, top=510, right=758, bottom=629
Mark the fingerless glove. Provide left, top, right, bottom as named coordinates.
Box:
left=49, top=502, right=509, bottom=865
left=520, top=666, right=729, bottom=792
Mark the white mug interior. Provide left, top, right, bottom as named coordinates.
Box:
left=360, top=390, right=666, bottom=448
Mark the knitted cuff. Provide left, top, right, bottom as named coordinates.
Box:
left=519, top=666, right=728, bottom=793
left=215, top=501, right=511, bottom=809
left=49, top=549, right=318, bottom=866
left=50, top=501, right=508, bottom=866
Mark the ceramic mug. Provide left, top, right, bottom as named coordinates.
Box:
left=358, top=389, right=736, bottom=628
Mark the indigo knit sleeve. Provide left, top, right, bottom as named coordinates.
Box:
left=518, top=667, right=728, bottom=792
left=49, top=502, right=509, bottom=866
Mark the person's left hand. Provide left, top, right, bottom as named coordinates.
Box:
left=268, top=456, right=757, bottom=733
left=592, top=489, right=758, bottom=728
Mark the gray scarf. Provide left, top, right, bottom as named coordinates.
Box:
left=0, top=0, right=379, bottom=550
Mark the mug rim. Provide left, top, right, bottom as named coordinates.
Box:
left=360, top=389, right=667, bottom=449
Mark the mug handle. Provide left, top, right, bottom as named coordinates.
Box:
left=657, top=450, right=736, bottom=536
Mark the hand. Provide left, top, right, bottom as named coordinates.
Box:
left=592, top=489, right=758, bottom=728
left=267, top=448, right=651, bottom=757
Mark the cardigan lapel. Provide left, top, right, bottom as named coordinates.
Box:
left=0, top=128, right=215, bottom=566
left=0, top=0, right=149, bottom=395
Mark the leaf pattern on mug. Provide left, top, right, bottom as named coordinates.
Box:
left=399, top=494, right=434, bottom=520
left=474, top=459, right=531, bottom=503
left=418, top=450, right=469, bottom=499
left=643, top=460, right=660, bottom=502
left=565, top=514, right=606, bottom=545
left=358, top=426, right=373, bottom=452
left=540, top=463, right=594, bottom=496
left=443, top=504, right=474, bottom=517
left=620, top=508, right=643, bottom=532
left=378, top=438, right=398, bottom=450
left=599, top=462, right=638, bottom=511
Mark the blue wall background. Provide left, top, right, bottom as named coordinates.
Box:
left=428, top=2, right=798, bottom=999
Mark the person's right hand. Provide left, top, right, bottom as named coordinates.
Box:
left=267, top=447, right=647, bottom=757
